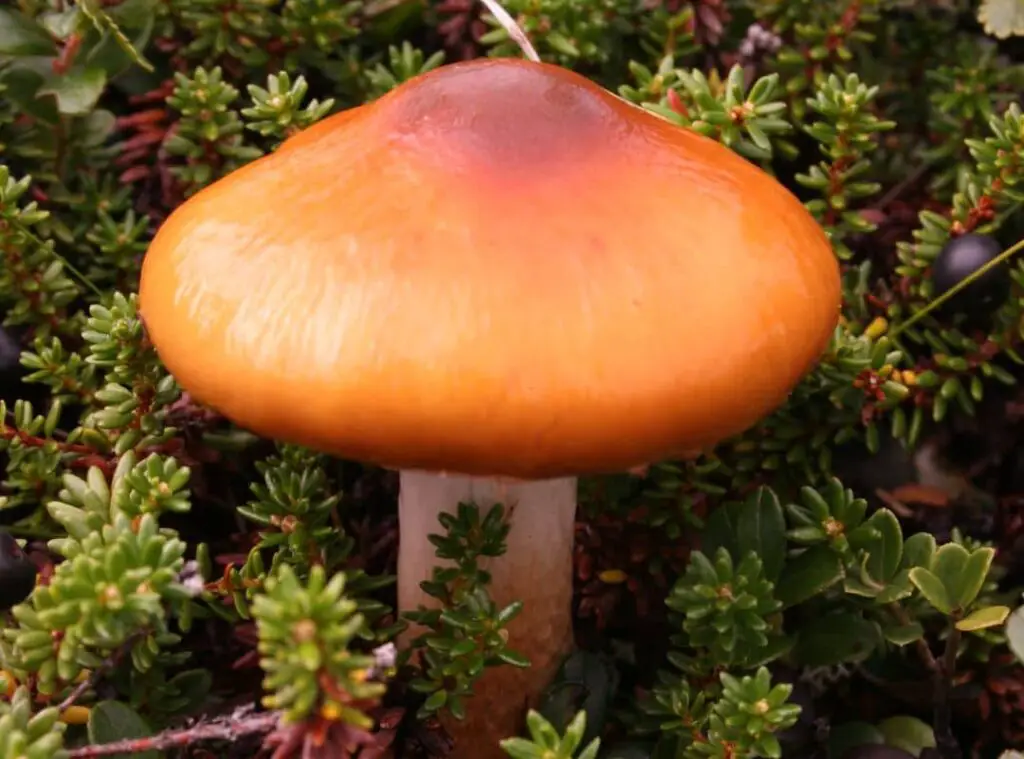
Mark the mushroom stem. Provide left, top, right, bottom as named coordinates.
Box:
left=398, top=471, right=577, bottom=759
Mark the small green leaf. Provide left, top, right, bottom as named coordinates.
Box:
left=877, top=716, right=936, bottom=757
left=793, top=612, right=880, bottom=666
left=701, top=503, right=741, bottom=566
left=106, top=0, right=159, bottom=27
left=38, top=7, right=84, bottom=38
left=930, top=543, right=972, bottom=608
left=87, top=701, right=161, bottom=759
left=743, top=633, right=795, bottom=668
left=526, top=708, right=562, bottom=748
left=83, top=3, right=156, bottom=79
left=704, top=487, right=787, bottom=582
left=931, top=542, right=969, bottom=580
left=422, top=689, right=447, bottom=712
left=882, top=621, right=925, bottom=646
left=848, top=509, right=903, bottom=583
left=956, top=605, right=1010, bottom=631
left=37, top=66, right=108, bottom=115
left=901, top=533, right=937, bottom=569
left=776, top=544, right=843, bottom=607
left=874, top=569, right=915, bottom=604
left=167, top=669, right=211, bottom=711
left=735, top=487, right=788, bottom=582
left=0, top=8, right=57, bottom=55
left=80, top=109, right=118, bottom=148
left=909, top=567, right=953, bottom=614
left=498, top=649, right=531, bottom=668
left=538, top=650, right=617, bottom=747
left=499, top=738, right=543, bottom=759
left=77, top=0, right=154, bottom=72
left=828, top=722, right=885, bottom=759
left=0, top=62, right=60, bottom=123
left=956, top=547, right=995, bottom=608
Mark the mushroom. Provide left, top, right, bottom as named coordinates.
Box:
left=138, top=58, right=841, bottom=757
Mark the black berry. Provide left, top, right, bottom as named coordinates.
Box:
left=931, top=233, right=1009, bottom=317
left=0, top=531, right=37, bottom=611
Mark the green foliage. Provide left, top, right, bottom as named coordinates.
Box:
left=753, top=0, right=884, bottom=119
left=4, top=454, right=194, bottom=695
left=364, top=41, right=446, bottom=99
left=500, top=709, right=600, bottom=759
left=403, top=502, right=529, bottom=720
left=252, top=563, right=385, bottom=725
left=797, top=73, right=895, bottom=260
left=640, top=64, right=795, bottom=163
left=636, top=473, right=1013, bottom=757
left=83, top=293, right=179, bottom=442
left=165, top=66, right=263, bottom=192
left=479, top=0, right=630, bottom=65
left=238, top=443, right=395, bottom=634
left=0, top=0, right=1021, bottom=756
left=697, top=669, right=800, bottom=759
left=908, top=542, right=995, bottom=617
left=640, top=666, right=798, bottom=759
left=240, top=445, right=348, bottom=575
left=243, top=72, right=334, bottom=145
left=0, top=168, right=81, bottom=338
left=667, top=548, right=782, bottom=668
left=0, top=686, right=67, bottom=759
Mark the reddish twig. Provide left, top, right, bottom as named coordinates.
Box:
left=58, top=636, right=139, bottom=712
left=67, top=708, right=280, bottom=757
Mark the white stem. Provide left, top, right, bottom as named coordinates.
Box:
left=478, top=0, right=541, bottom=63
left=398, top=471, right=577, bottom=758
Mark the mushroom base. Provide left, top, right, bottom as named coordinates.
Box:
left=398, top=471, right=578, bottom=759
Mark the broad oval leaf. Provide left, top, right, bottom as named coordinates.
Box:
left=955, top=547, right=995, bottom=609
left=930, top=543, right=970, bottom=608
left=87, top=700, right=161, bottom=759
left=735, top=487, right=787, bottom=583
left=776, top=544, right=843, bottom=608
left=702, top=487, right=787, bottom=582
left=901, top=533, right=937, bottom=570
left=882, top=620, right=924, bottom=646
left=37, top=66, right=108, bottom=115
left=538, top=650, right=618, bottom=746
left=0, top=8, right=57, bottom=55
left=827, top=722, right=885, bottom=759
left=848, top=508, right=903, bottom=584
left=908, top=567, right=953, bottom=615
left=956, top=605, right=1010, bottom=632
left=793, top=612, right=881, bottom=667
left=877, top=715, right=936, bottom=757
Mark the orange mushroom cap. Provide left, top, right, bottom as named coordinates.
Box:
left=139, top=58, right=841, bottom=479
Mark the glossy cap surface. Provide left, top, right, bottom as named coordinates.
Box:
left=139, top=58, right=841, bottom=478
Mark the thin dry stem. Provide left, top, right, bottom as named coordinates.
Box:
left=478, top=0, right=541, bottom=62
left=67, top=708, right=279, bottom=757
left=58, top=635, right=138, bottom=712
